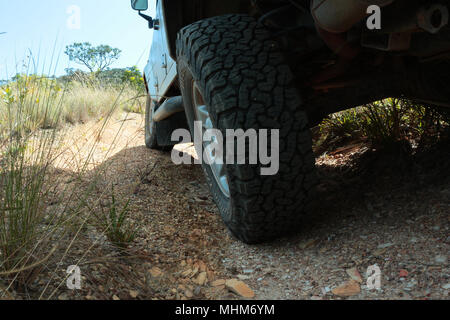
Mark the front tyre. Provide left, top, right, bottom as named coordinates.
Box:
left=177, top=15, right=317, bottom=244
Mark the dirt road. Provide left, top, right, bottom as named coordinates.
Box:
left=43, top=113, right=449, bottom=300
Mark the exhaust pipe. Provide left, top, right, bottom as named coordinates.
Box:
left=311, top=0, right=394, bottom=33
left=153, top=96, right=184, bottom=122
left=417, top=4, right=449, bottom=34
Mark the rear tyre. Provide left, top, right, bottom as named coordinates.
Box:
left=177, top=15, right=317, bottom=244
left=144, top=95, right=159, bottom=149
left=145, top=95, right=189, bottom=150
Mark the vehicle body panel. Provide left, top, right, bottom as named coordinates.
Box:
left=144, top=0, right=177, bottom=103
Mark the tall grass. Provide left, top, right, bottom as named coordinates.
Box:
left=0, top=73, right=66, bottom=286
left=0, top=68, right=143, bottom=295
left=0, top=74, right=145, bottom=135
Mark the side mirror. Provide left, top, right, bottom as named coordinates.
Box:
left=131, top=0, right=148, bottom=11
left=131, top=0, right=154, bottom=29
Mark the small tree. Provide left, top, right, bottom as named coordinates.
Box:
left=64, top=42, right=121, bottom=73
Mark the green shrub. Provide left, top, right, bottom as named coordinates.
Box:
left=318, top=99, right=449, bottom=151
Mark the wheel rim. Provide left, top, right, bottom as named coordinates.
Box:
left=192, top=81, right=230, bottom=198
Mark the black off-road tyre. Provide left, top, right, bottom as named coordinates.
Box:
left=177, top=15, right=317, bottom=244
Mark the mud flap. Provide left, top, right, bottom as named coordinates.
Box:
left=155, top=111, right=189, bottom=147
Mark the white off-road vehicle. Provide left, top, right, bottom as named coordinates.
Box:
left=131, top=0, right=450, bottom=243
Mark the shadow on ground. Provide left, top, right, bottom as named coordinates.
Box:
left=34, top=134, right=449, bottom=300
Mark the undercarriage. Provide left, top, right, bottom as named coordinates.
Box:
left=163, top=0, right=450, bottom=125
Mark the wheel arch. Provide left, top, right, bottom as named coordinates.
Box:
left=162, top=0, right=252, bottom=60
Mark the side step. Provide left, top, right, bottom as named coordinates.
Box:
left=153, top=96, right=184, bottom=122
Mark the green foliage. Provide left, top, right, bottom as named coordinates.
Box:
left=320, top=108, right=362, bottom=139
left=59, top=67, right=146, bottom=93
left=65, top=42, right=122, bottom=73
left=0, top=74, right=64, bottom=137
left=121, top=66, right=145, bottom=91
left=318, top=99, right=449, bottom=151
left=362, top=99, right=405, bottom=146
left=93, top=187, right=137, bottom=249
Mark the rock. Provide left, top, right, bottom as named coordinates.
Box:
left=211, top=279, right=226, bottom=287
left=409, top=237, right=418, bottom=243
left=198, top=261, right=207, bottom=272
left=243, top=269, right=254, bottom=274
left=332, top=280, right=361, bottom=297
left=442, top=283, right=450, bottom=290
left=377, top=243, right=394, bottom=249
left=194, top=286, right=202, bottom=296
left=207, top=270, right=215, bottom=282
left=149, top=267, right=163, bottom=278
left=190, top=267, right=199, bottom=278
left=238, top=275, right=251, bottom=280
left=129, top=290, right=139, bottom=298
left=262, top=267, right=272, bottom=274
left=346, top=267, right=363, bottom=283
left=181, top=269, right=192, bottom=277
left=195, top=272, right=207, bottom=286
left=184, top=289, right=194, bottom=298
left=321, top=287, right=331, bottom=295
left=112, top=295, right=120, bottom=301
left=435, top=255, right=447, bottom=264
left=311, top=296, right=322, bottom=300
left=373, top=247, right=388, bottom=256
left=399, top=269, right=409, bottom=278
left=225, top=279, right=255, bottom=298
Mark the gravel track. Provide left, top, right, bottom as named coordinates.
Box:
left=32, top=114, right=449, bottom=300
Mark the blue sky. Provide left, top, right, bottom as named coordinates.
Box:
left=0, top=0, right=156, bottom=79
